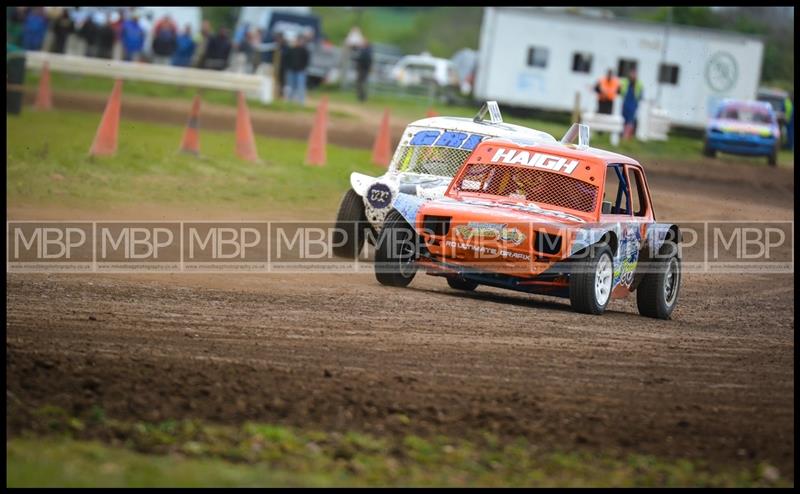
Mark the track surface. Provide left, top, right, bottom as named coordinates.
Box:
left=6, top=107, right=795, bottom=478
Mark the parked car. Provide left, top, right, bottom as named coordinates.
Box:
left=757, top=87, right=789, bottom=123
left=390, top=53, right=460, bottom=102
left=703, top=99, right=781, bottom=166
left=373, top=124, right=683, bottom=319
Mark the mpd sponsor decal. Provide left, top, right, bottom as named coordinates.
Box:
left=454, top=222, right=527, bottom=246
left=490, top=148, right=580, bottom=175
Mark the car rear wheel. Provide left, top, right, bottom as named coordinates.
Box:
left=636, top=244, right=681, bottom=320
left=569, top=244, right=613, bottom=315
left=768, top=144, right=778, bottom=167
left=446, top=276, right=478, bottom=291
left=333, top=189, right=370, bottom=259
left=374, top=210, right=419, bottom=287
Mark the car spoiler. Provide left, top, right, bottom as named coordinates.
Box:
left=560, top=123, right=590, bottom=150
left=473, top=101, right=504, bottom=124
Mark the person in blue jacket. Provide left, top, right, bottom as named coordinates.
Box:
left=121, top=13, right=145, bottom=61
left=619, top=69, right=644, bottom=141
left=22, top=7, right=48, bottom=51
left=171, top=24, right=196, bottom=67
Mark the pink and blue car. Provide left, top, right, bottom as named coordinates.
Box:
left=703, top=99, right=781, bottom=166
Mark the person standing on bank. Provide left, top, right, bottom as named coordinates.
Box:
left=784, top=92, right=794, bottom=151
left=50, top=9, right=74, bottom=54
left=355, top=39, right=373, bottom=103
left=593, top=69, right=619, bottom=115
left=619, top=68, right=644, bottom=140
left=284, top=33, right=311, bottom=105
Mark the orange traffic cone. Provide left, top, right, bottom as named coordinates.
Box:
left=89, top=79, right=123, bottom=157
left=371, top=109, right=392, bottom=167
left=426, top=107, right=438, bottom=118
left=305, top=96, right=328, bottom=166
left=34, top=61, right=53, bottom=110
left=179, top=94, right=202, bottom=155
left=235, top=91, right=260, bottom=163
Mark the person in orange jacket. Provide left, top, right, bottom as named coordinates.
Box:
left=594, top=69, right=619, bottom=115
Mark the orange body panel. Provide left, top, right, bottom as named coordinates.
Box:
left=414, top=139, right=650, bottom=285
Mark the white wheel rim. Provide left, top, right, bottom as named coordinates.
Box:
left=595, top=253, right=612, bottom=306
left=664, top=257, right=680, bottom=306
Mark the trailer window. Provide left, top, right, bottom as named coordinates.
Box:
left=572, top=52, right=593, bottom=73
left=658, top=64, right=680, bottom=85
left=617, top=59, right=638, bottom=78
left=527, top=46, right=549, bottom=68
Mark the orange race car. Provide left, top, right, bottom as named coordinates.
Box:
left=373, top=124, right=682, bottom=319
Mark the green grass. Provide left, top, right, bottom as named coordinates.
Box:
left=7, top=109, right=382, bottom=213
left=24, top=71, right=353, bottom=119
left=25, top=70, right=793, bottom=170
left=6, top=406, right=790, bottom=487
left=7, top=93, right=793, bottom=215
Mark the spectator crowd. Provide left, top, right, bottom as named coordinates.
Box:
left=5, top=6, right=263, bottom=72
left=8, top=7, right=378, bottom=106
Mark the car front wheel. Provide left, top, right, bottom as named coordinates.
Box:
left=636, top=245, right=681, bottom=320
left=569, top=244, right=614, bottom=315
left=374, top=210, right=419, bottom=287
left=333, top=189, right=370, bottom=259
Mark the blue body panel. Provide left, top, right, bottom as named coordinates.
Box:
left=706, top=131, right=776, bottom=156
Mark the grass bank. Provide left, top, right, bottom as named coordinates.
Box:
left=7, top=109, right=381, bottom=214
left=23, top=71, right=794, bottom=169
left=6, top=405, right=788, bottom=487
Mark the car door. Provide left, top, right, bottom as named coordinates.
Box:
left=600, top=163, right=642, bottom=289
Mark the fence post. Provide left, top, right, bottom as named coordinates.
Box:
left=572, top=91, right=581, bottom=124
left=272, top=48, right=282, bottom=102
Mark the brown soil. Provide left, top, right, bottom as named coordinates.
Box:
left=7, top=92, right=795, bottom=479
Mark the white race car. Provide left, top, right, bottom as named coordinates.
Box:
left=333, top=102, right=559, bottom=258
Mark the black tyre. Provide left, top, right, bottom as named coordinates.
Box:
left=703, top=139, right=717, bottom=158
left=768, top=147, right=778, bottom=167
left=374, top=210, right=418, bottom=287
left=446, top=276, right=478, bottom=291
left=333, top=189, right=370, bottom=259
left=636, top=245, right=681, bottom=320
left=569, top=244, right=614, bottom=315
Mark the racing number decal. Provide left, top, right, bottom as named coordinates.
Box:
left=410, top=130, right=484, bottom=150
left=461, top=134, right=483, bottom=150
left=435, top=131, right=468, bottom=147
left=366, top=183, right=393, bottom=210
left=409, top=131, right=440, bottom=146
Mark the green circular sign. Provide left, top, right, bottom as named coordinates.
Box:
left=705, top=52, right=738, bottom=93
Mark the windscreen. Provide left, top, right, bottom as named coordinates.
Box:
left=718, top=106, right=773, bottom=124
left=451, top=163, right=599, bottom=213
left=392, top=141, right=476, bottom=177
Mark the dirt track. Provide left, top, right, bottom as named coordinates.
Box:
left=6, top=96, right=795, bottom=478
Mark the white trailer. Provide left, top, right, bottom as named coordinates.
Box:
left=474, top=7, right=765, bottom=129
